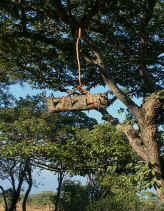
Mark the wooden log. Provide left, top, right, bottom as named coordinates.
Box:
left=47, top=93, right=108, bottom=112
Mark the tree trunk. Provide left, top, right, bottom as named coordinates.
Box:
left=0, top=186, right=8, bottom=211
left=22, top=162, right=32, bottom=211
left=8, top=162, right=27, bottom=211
left=129, top=93, right=164, bottom=201
left=8, top=191, right=19, bottom=211
left=54, top=171, right=65, bottom=211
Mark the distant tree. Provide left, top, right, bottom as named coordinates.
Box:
left=0, top=158, right=31, bottom=211
left=0, top=185, right=8, bottom=211
left=22, top=159, right=32, bottom=211
left=54, top=164, right=66, bottom=211
left=139, top=192, right=164, bottom=211
left=59, top=180, right=90, bottom=211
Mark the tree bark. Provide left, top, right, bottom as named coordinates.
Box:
left=54, top=171, right=65, bottom=211
left=8, top=191, right=19, bottom=211
left=8, top=162, right=27, bottom=211
left=0, top=186, right=8, bottom=211
left=22, top=161, right=32, bottom=211
left=99, top=90, right=164, bottom=201
left=47, top=93, right=108, bottom=112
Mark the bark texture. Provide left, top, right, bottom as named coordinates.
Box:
left=22, top=160, right=32, bottom=211
left=0, top=186, right=8, bottom=211
left=101, top=90, right=164, bottom=201
left=47, top=93, right=108, bottom=112
left=54, top=171, right=65, bottom=211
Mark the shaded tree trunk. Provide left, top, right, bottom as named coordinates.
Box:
left=0, top=186, right=8, bottom=211
left=102, top=91, right=164, bottom=201
left=22, top=160, right=32, bottom=211
left=54, top=171, right=65, bottom=211
left=8, top=191, right=19, bottom=211
left=8, top=162, right=27, bottom=211
left=136, top=93, right=164, bottom=201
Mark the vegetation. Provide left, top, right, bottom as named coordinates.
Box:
left=1, top=183, right=164, bottom=211
left=0, top=0, right=164, bottom=210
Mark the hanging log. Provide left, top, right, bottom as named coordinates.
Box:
left=47, top=93, right=108, bottom=112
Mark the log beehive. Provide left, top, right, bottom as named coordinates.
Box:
left=47, top=93, right=108, bottom=112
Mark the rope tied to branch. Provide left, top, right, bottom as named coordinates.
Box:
left=76, top=27, right=88, bottom=94
left=76, top=27, right=82, bottom=88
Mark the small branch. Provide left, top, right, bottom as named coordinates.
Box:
left=138, top=65, right=156, bottom=91
left=98, top=108, right=119, bottom=126
left=22, top=160, right=32, bottom=211
left=107, top=96, right=117, bottom=106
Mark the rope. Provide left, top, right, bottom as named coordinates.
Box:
left=87, top=93, right=95, bottom=109
left=76, top=27, right=82, bottom=88
left=61, top=97, right=65, bottom=112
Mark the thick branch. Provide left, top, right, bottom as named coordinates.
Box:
left=99, top=109, right=149, bottom=162
left=117, top=124, right=149, bottom=162
left=83, top=32, right=142, bottom=119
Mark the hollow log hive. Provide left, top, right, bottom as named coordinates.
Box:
left=47, top=93, right=108, bottom=112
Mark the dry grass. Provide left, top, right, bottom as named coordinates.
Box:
left=0, top=203, right=54, bottom=211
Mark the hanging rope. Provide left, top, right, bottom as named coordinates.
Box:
left=76, top=27, right=82, bottom=88
left=75, top=27, right=95, bottom=107
left=75, top=27, right=88, bottom=94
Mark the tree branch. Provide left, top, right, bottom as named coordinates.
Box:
left=83, top=32, right=142, bottom=119
left=98, top=108, right=149, bottom=162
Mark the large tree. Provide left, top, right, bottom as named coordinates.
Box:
left=0, top=0, right=164, bottom=200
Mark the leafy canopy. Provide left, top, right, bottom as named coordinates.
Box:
left=0, top=0, right=163, bottom=97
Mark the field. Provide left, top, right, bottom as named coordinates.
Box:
left=0, top=203, right=54, bottom=211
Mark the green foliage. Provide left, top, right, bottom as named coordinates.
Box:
left=0, top=0, right=163, bottom=96
left=57, top=123, right=139, bottom=176
left=0, top=95, right=96, bottom=158
left=87, top=192, right=142, bottom=211
left=58, top=180, right=90, bottom=211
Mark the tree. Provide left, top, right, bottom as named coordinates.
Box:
left=0, top=158, right=31, bottom=211
left=0, top=185, right=8, bottom=211
left=0, top=94, right=96, bottom=210
left=64, top=123, right=148, bottom=210
left=0, top=0, right=164, bottom=201
left=58, top=180, right=90, bottom=211
left=42, top=123, right=150, bottom=210
left=54, top=165, right=66, bottom=211
left=22, top=159, right=32, bottom=211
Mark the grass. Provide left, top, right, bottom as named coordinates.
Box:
left=0, top=202, right=54, bottom=211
